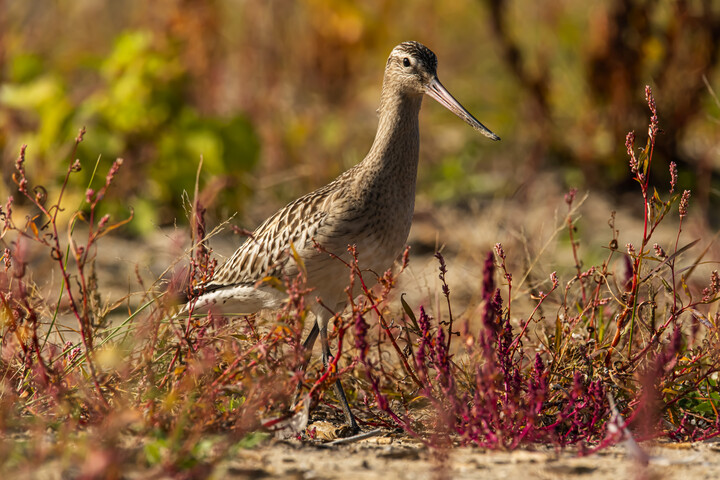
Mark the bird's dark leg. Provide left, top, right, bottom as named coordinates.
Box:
left=302, top=320, right=319, bottom=359
left=292, top=320, right=319, bottom=406
left=320, top=323, right=359, bottom=433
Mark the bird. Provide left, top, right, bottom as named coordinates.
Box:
left=183, top=41, right=500, bottom=433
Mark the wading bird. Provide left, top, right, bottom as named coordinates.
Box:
left=183, top=41, right=499, bottom=432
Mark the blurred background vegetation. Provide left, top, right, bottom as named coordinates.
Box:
left=2, top=0, right=720, bottom=235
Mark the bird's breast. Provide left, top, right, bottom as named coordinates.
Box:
left=339, top=187, right=415, bottom=271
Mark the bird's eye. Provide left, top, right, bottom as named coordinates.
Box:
left=402, top=57, right=411, bottom=67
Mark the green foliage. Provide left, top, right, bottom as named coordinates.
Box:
left=85, top=31, right=185, bottom=134
left=234, top=432, right=271, bottom=449
left=4, top=1, right=720, bottom=221
left=2, top=30, right=260, bottom=234
left=143, top=436, right=169, bottom=466
left=0, top=58, right=73, bottom=182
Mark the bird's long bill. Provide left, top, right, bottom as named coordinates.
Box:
left=426, top=77, right=500, bottom=141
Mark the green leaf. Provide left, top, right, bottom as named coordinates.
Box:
left=235, top=432, right=271, bottom=449
left=144, top=438, right=168, bottom=466
left=401, top=293, right=419, bottom=332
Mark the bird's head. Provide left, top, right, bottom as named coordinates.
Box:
left=385, top=41, right=500, bottom=141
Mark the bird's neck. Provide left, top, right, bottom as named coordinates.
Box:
left=364, top=87, right=423, bottom=177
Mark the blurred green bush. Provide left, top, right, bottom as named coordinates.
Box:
left=1, top=29, right=259, bottom=234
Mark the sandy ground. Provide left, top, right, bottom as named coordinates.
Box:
left=9, top=425, right=720, bottom=480
left=214, top=435, right=720, bottom=480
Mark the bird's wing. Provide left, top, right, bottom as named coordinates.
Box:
left=199, top=182, right=342, bottom=293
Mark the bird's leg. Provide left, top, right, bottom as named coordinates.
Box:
left=291, top=319, right=319, bottom=408
left=320, top=323, right=360, bottom=433
left=302, top=320, right=319, bottom=362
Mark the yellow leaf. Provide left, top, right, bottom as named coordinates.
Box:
left=289, top=242, right=307, bottom=278
left=261, top=276, right=285, bottom=291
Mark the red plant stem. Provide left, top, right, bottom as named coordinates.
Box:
left=316, top=242, right=424, bottom=388
left=669, top=216, right=685, bottom=316
left=567, top=214, right=587, bottom=305
left=353, top=266, right=423, bottom=388
left=445, top=291, right=454, bottom=352
left=629, top=312, right=681, bottom=364
left=160, top=345, right=183, bottom=388
left=435, top=253, right=455, bottom=351
left=607, top=136, right=657, bottom=366
left=210, top=349, right=254, bottom=389
left=504, top=271, right=512, bottom=336
left=626, top=136, right=656, bottom=353
left=662, top=366, right=720, bottom=410
left=326, top=243, right=424, bottom=390
left=588, top=252, right=613, bottom=341
left=509, top=284, right=557, bottom=356
left=604, top=302, right=631, bottom=367
left=307, top=326, right=347, bottom=397
left=359, top=357, right=429, bottom=446
left=244, top=315, right=260, bottom=342
left=16, top=140, right=108, bottom=407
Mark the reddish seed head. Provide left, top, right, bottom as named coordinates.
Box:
left=75, top=126, right=86, bottom=143
left=645, top=86, right=660, bottom=139
left=106, top=158, right=123, bottom=185
left=17, top=147, right=26, bottom=167
left=645, top=85, right=656, bottom=115
left=401, top=246, right=410, bottom=270
left=625, top=131, right=637, bottom=174
left=679, top=190, right=691, bottom=218
left=564, top=188, right=577, bottom=205
left=2, top=196, right=12, bottom=219
left=702, top=287, right=712, bottom=302
left=482, top=251, right=495, bottom=301
left=15, top=147, right=28, bottom=193
left=494, top=243, right=505, bottom=260
left=98, top=214, right=110, bottom=230
left=669, top=162, right=677, bottom=193
left=354, top=313, right=369, bottom=362
left=2, top=248, right=11, bottom=269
